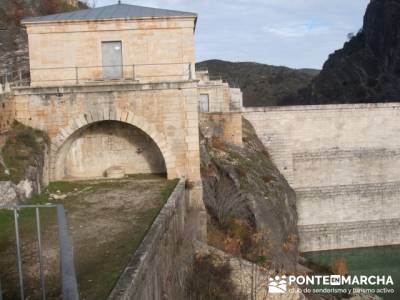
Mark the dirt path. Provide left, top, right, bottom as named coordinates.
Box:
left=0, top=177, right=177, bottom=300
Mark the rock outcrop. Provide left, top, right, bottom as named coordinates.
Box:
left=0, top=122, right=49, bottom=206
left=0, top=0, right=87, bottom=76
left=200, top=117, right=299, bottom=273
left=281, top=0, right=400, bottom=105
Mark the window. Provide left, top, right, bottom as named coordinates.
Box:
left=199, top=94, right=209, bottom=112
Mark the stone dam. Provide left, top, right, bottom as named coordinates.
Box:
left=243, top=103, right=400, bottom=252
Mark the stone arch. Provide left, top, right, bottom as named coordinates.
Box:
left=49, top=109, right=177, bottom=180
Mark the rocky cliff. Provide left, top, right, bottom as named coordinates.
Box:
left=0, top=0, right=87, bottom=77
left=0, top=121, right=49, bottom=206
left=280, top=0, right=400, bottom=105
left=200, top=117, right=299, bottom=273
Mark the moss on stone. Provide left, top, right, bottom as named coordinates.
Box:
left=0, top=121, right=49, bottom=183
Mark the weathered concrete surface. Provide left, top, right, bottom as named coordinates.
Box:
left=243, top=103, right=400, bottom=251
left=200, top=112, right=243, bottom=146
left=108, top=179, right=199, bottom=300
left=63, top=121, right=166, bottom=179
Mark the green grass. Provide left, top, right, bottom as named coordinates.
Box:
left=0, top=178, right=179, bottom=300
left=162, top=178, right=179, bottom=201
left=77, top=178, right=179, bottom=299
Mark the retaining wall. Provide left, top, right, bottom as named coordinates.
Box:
left=108, top=179, right=201, bottom=300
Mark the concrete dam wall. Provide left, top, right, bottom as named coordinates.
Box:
left=243, top=103, right=400, bottom=252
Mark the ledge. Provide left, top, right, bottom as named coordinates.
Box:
left=241, top=102, right=400, bottom=112
left=13, top=80, right=199, bottom=96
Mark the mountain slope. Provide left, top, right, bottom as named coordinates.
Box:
left=280, top=0, right=400, bottom=105
left=196, top=60, right=319, bottom=107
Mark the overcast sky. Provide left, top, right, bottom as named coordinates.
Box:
left=95, top=0, right=370, bottom=69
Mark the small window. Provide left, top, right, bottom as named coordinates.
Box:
left=199, top=94, right=209, bottom=112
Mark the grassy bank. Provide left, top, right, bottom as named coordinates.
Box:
left=0, top=177, right=178, bottom=299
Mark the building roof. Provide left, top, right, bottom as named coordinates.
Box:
left=22, top=3, right=197, bottom=24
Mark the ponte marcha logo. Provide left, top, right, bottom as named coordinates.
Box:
left=268, top=275, right=288, bottom=294
left=267, top=274, right=394, bottom=295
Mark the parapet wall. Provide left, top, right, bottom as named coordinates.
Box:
left=109, top=179, right=197, bottom=299
left=243, top=103, right=400, bottom=251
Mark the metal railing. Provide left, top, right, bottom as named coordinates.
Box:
left=28, top=62, right=193, bottom=86
left=0, top=204, right=79, bottom=300
left=0, top=69, right=30, bottom=90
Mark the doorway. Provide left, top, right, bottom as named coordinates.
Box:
left=102, top=41, right=123, bottom=79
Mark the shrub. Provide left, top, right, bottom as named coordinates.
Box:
left=333, top=258, right=348, bottom=276
left=1, top=121, right=48, bottom=183
left=186, top=254, right=246, bottom=300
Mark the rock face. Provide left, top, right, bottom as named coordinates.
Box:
left=0, top=1, right=87, bottom=76
left=0, top=181, right=20, bottom=206
left=281, top=0, right=400, bottom=105
left=0, top=122, right=49, bottom=206
left=200, top=117, right=298, bottom=272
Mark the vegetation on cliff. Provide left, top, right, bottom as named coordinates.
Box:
left=0, top=121, right=49, bottom=183
left=280, top=0, right=400, bottom=105
left=0, top=0, right=88, bottom=76
left=200, top=117, right=298, bottom=273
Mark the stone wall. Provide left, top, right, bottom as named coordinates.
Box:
left=243, top=103, right=400, bottom=251
left=63, top=121, right=166, bottom=179
left=0, top=93, right=14, bottom=133
left=229, top=88, right=243, bottom=111
left=24, top=16, right=196, bottom=86
left=196, top=70, right=242, bottom=113
left=13, top=80, right=204, bottom=210
left=108, top=179, right=198, bottom=300
left=200, top=113, right=243, bottom=146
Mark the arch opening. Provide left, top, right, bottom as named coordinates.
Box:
left=54, top=120, right=167, bottom=180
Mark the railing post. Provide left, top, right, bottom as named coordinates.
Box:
left=57, top=205, right=79, bottom=300
left=36, top=208, right=46, bottom=300
left=14, top=209, right=24, bottom=300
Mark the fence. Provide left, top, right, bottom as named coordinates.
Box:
left=0, top=204, right=79, bottom=300
left=28, top=62, right=193, bottom=86
left=0, top=69, right=30, bottom=92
